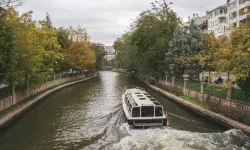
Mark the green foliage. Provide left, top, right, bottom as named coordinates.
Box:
left=167, top=24, right=189, bottom=77
left=182, top=19, right=204, bottom=80
left=45, top=12, right=53, bottom=29
left=237, top=75, right=250, bottom=93
left=0, top=9, right=18, bottom=85
left=0, top=0, right=25, bottom=7
left=0, top=7, right=96, bottom=90
left=91, top=43, right=106, bottom=70
left=114, top=0, right=180, bottom=78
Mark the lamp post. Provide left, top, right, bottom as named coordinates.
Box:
left=201, top=63, right=205, bottom=82
left=169, top=64, right=174, bottom=76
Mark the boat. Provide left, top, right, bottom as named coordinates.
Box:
left=122, top=86, right=168, bottom=127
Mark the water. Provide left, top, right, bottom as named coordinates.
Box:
left=0, top=71, right=249, bottom=150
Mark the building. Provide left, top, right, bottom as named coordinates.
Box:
left=194, top=14, right=210, bottom=34
left=183, top=13, right=209, bottom=34
left=103, top=46, right=116, bottom=61
left=208, top=0, right=250, bottom=37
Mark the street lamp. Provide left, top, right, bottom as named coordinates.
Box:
left=169, top=64, right=174, bottom=76
left=200, top=63, right=205, bottom=82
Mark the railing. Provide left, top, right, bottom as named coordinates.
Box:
left=0, top=71, right=95, bottom=112
left=175, top=78, right=184, bottom=87
left=187, top=80, right=200, bottom=92
left=204, top=84, right=227, bottom=99
left=232, top=90, right=250, bottom=103
left=151, top=75, right=250, bottom=111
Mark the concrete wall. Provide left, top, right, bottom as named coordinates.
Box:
left=0, top=73, right=98, bottom=130
left=0, top=73, right=93, bottom=112
left=145, top=80, right=250, bottom=134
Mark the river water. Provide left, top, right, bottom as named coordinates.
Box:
left=0, top=71, right=249, bottom=150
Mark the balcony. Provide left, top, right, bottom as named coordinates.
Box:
left=217, top=13, right=227, bottom=18
left=239, top=1, right=250, bottom=10
left=218, top=22, right=228, bottom=26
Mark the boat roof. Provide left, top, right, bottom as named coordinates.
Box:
left=125, top=89, right=162, bottom=107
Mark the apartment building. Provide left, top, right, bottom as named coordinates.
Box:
left=104, top=46, right=116, bottom=61
left=208, top=0, right=250, bottom=37
left=182, top=14, right=209, bottom=34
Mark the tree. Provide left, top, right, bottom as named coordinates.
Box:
left=198, top=33, right=220, bottom=82
left=181, top=19, right=204, bottom=80
left=0, top=8, right=18, bottom=86
left=36, top=20, right=63, bottom=74
left=166, top=24, right=189, bottom=77
left=213, top=36, right=234, bottom=81
left=5, top=7, right=45, bottom=88
left=230, top=17, right=250, bottom=79
left=65, top=41, right=95, bottom=71
left=0, top=0, right=25, bottom=7
left=129, top=0, right=179, bottom=78
left=57, top=27, right=71, bottom=50
left=230, top=17, right=250, bottom=91
left=45, top=12, right=53, bottom=29
left=91, top=43, right=105, bottom=70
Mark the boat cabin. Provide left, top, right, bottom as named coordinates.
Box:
left=124, top=89, right=164, bottom=118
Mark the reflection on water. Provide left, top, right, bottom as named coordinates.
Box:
left=0, top=71, right=249, bottom=150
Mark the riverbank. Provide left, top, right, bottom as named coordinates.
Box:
left=141, top=79, right=250, bottom=134
left=0, top=74, right=98, bottom=130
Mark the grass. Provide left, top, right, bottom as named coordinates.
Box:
left=180, top=95, right=211, bottom=110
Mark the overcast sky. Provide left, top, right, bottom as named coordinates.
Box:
left=18, top=0, right=226, bottom=45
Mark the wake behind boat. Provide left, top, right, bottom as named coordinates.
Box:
left=122, top=86, right=168, bottom=127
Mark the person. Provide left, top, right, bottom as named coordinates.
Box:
left=217, top=76, right=223, bottom=85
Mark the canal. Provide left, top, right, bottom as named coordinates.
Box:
left=0, top=71, right=250, bottom=150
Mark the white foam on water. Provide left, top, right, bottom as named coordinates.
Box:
left=110, top=124, right=250, bottom=150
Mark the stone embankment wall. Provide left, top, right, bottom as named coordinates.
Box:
left=144, top=80, right=250, bottom=134
left=0, top=73, right=98, bottom=129
left=0, top=72, right=94, bottom=111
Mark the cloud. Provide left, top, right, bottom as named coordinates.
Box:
left=17, top=0, right=226, bottom=45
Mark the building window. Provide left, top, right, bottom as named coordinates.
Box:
left=239, top=7, right=250, bottom=16
left=231, top=22, right=237, bottom=27
left=220, top=9, right=223, bottom=14
left=239, top=19, right=247, bottom=26
left=239, top=0, right=250, bottom=5
left=230, top=11, right=237, bottom=19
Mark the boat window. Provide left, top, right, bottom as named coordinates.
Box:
left=153, top=102, right=160, bottom=105
left=150, top=98, right=156, bottom=101
left=155, top=106, right=163, bottom=116
left=135, top=93, right=140, bottom=94
left=147, top=96, right=153, bottom=99
left=139, top=98, right=146, bottom=100
left=132, top=107, right=140, bottom=117
left=141, top=106, right=154, bottom=117
left=129, top=104, right=132, bottom=112
left=137, top=95, right=143, bottom=97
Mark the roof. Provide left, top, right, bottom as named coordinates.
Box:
left=126, top=89, right=162, bottom=107
left=208, top=3, right=228, bottom=14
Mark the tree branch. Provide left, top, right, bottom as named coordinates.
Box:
left=0, top=0, right=26, bottom=8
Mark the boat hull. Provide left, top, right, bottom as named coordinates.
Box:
left=125, top=118, right=167, bottom=127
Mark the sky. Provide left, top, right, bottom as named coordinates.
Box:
left=17, top=0, right=226, bottom=46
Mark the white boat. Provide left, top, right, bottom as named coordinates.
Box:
left=122, top=86, right=168, bottom=127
